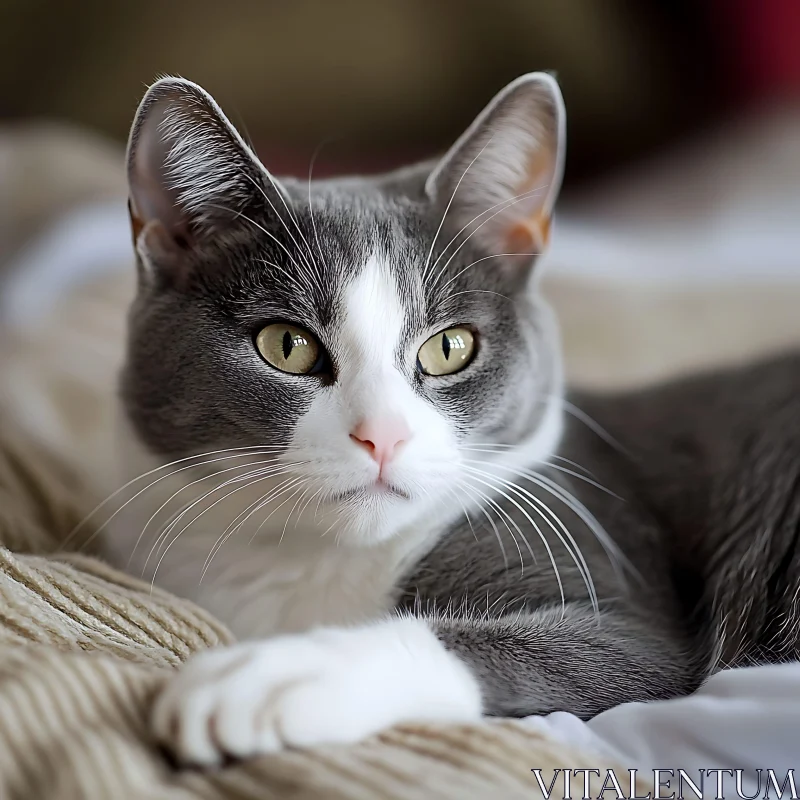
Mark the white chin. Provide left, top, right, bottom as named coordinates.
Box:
left=329, top=490, right=409, bottom=546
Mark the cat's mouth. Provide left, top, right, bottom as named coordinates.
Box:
left=330, top=480, right=410, bottom=503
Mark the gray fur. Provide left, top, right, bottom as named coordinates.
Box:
left=411, top=354, right=800, bottom=717
left=121, top=75, right=800, bottom=722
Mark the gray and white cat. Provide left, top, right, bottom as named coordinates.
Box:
left=105, top=73, right=799, bottom=766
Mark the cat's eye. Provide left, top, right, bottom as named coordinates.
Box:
left=417, top=327, right=476, bottom=376
left=255, top=323, right=323, bottom=375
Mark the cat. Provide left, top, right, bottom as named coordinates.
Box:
left=96, top=72, right=800, bottom=766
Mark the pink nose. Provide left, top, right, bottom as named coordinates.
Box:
left=350, top=415, right=411, bottom=468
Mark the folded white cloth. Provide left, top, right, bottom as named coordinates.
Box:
left=525, top=663, right=800, bottom=798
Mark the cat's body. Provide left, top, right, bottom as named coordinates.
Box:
left=11, top=73, right=799, bottom=765
left=107, top=350, right=800, bottom=728
left=408, top=352, right=800, bottom=716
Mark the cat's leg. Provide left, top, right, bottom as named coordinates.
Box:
left=152, top=616, right=482, bottom=766
left=432, top=603, right=697, bottom=718
left=152, top=604, right=694, bottom=765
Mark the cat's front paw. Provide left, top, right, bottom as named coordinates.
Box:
left=151, top=617, right=482, bottom=766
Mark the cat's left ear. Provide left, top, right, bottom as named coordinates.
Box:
left=426, top=72, right=565, bottom=258
left=126, top=77, right=286, bottom=280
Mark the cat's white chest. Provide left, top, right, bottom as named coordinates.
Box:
left=100, top=456, right=433, bottom=640
left=107, top=507, right=427, bottom=640
left=96, top=419, right=443, bottom=641
left=191, top=538, right=413, bottom=640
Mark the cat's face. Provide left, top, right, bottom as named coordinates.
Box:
left=122, top=74, right=565, bottom=544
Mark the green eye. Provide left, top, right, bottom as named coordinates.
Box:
left=255, top=323, right=322, bottom=374
left=417, top=327, right=476, bottom=376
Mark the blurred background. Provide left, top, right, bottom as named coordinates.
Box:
left=1, top=0, right=799, bottom=392
left=1, top=0, right=798, bottom=184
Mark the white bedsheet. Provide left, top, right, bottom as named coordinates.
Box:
left=525, top=663, right=800, bottom=797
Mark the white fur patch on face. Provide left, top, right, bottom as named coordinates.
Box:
left=340, top=249, right=407, bottom=384
left=151, top=617, right=482, bottom=764
left=289, top=252, right=462, bottom=544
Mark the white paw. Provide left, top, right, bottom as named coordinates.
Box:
left=152, top=617, right=482, bottom=765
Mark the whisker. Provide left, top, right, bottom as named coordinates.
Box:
left=464, top=464, right=598, bottom=613
left=249, top=476, right=309, bottom=543
left=545, top=464, right=622, bottom=498
left=228, top=476, right=301, bottom=548
left=241, top=170, right=325, bottom=292
left=461, top=472, right=538, bottom=573
left=76, top=451, right=287, bottom=555
left=144, top=462, right=302, bottom=577
left=461, top=468, right=566, bottom=610
left=445, top=289, right=512, bottom=303
left=153, top=468, right=303, bottom=591
left=421, top=137, right=494, bottom=285
left=295, top=485, right=325, bottom=528
left=549, top=454, right=598, bottom=479
left=255, top=479, right=310, bottom=544
left=442, top=484, right=477, bottom=544
left=435, top=252, right=537, bottom=293
left=469, top=481, right=533, bottom=570
left=204, top=201, right=305, bottom=277
left=449, top=479, right=514, bottom=570
left=253, top=258, right=306, bottom=293
left=521, top=468, right=637, bottom=588
left=426, top=184, right=548, bottom=290
left=466, top=456, right=623, bottom=574
left=314, top=485, right=328, bottom=521
left=158, top=464, right=302, bottom=560
left=553, top=396, right=631, bottom=458
left=129, top=457, right=292, bottom=567
left=201, top=475, right=305, bottom=581
left=460, top=453, right=620, bottom=499
left=200, top=477, right=298, bottom=576
left=320, top=516, right=339, bottom=539
left=462, top=443, right=604, bottom=484
left=460, top=442, right=514, bottom=448
left=135, top=461, right=285, bottom=565
left=65, top=445, right=289, bottom=546
left=280, top=483, right=313, bottom=543
left=307, top=139, right=334, bottom=285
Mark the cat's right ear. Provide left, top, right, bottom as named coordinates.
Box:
left=425, top=73, right=565, bottom=263
left=126, top=77, right=283, bottom=283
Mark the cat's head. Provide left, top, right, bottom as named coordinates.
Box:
left=122, top=73, right=565, bottom=545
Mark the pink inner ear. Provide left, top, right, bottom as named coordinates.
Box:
left=505, top=223, right=535, bottom=256
left=128, top=201, right=145, bottom=245
left=503, top=211, right=551, bottom=256
left=501, top=144, right=557, bottom=254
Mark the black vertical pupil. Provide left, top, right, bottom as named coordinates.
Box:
left=282, top=331, right=294, bottom=360
left=442, top=332, right=451, bottom=360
